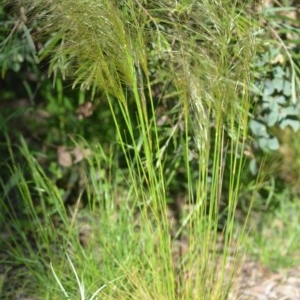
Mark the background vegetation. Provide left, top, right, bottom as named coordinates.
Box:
left=1, top=0, right=300, bottom=299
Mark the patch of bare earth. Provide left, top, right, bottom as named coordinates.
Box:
left=229, top=259, right=300, bottom=300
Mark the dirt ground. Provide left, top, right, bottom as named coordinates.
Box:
left=230, top=259, right=300, bottom=300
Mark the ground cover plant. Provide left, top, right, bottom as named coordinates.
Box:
left=1, top=0, right=300, bottom=299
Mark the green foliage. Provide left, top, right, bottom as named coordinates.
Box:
left=1, top=0, right=292, bottom=299
left=0, top=4, right=37, bottom=76
left=250, top=1, right=300, bottom=154
left=246, top=192, right=300, bottom=270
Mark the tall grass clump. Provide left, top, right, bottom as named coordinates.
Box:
left=2, top=1, right=261, bottom=299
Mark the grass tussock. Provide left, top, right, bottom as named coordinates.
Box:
left=1, top=1, right=263, bottom=299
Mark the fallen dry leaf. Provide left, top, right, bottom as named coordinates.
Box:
left=57, top=146, right=73, bottom=167
left=73, top=147, right=92, bottom=164
left=76, top=101, right=95, bottom=119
